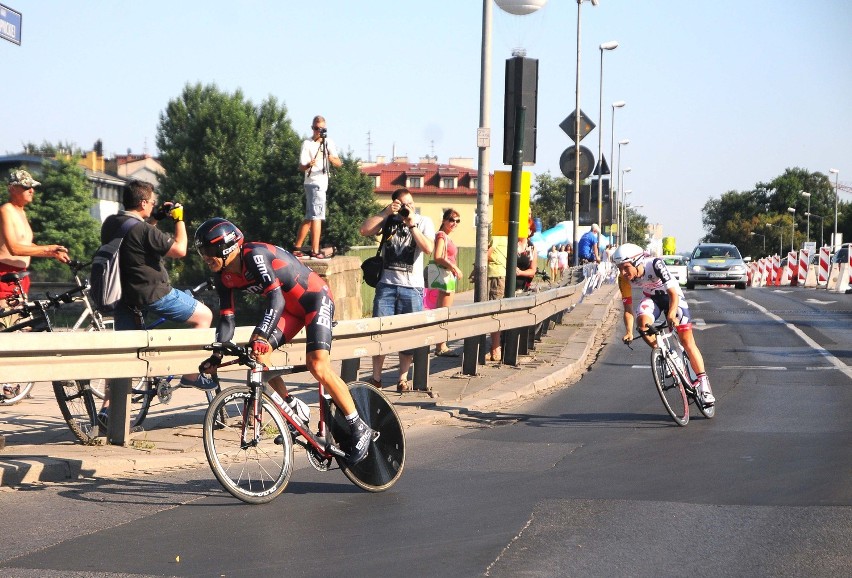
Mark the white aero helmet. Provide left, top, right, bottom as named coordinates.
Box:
left=611, top=243, right=645, bottom=266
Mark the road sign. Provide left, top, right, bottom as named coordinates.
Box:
left=559, top=145, right=594, bottom=181
left=477, top=127, right=490, bottom=148
left=593, top=155, right=610, bottom=176
left=0, top=4, right=22, bottom=45
left=559, top=110, right=595, bottom=143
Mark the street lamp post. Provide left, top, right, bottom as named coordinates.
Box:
left=805, top=212, right=827, bottom=248
left=596, top=40, right=618, bottom=253
left=800, top=191, right=811, bottom=242
left=787, top=207, right=796, bottom=252
left=572, top=0, right=601, bottom=266
left=621, top=188, right=632, bottom=243
left=610, top=101, right=625, bottom=242
left=616, top=140, right=629, bottom=242
left=829, top=168, right=840, bottom=249
left=749, top=231, right=766, bottom=255
left=619, top=167, right=631, bottom=242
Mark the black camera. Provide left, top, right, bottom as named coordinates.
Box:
left=398, top=207, right=410, bottom=218
left=318, top=128, right=327, bottom=138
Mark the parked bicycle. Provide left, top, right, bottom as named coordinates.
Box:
left=626, top=321, right=716, bottom=426
left=1, top=260, right=110, bottom=407
left=117, top=278, right=221, bottom=430
left=202, top=341, right=406, bottom=504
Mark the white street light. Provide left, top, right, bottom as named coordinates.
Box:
left=596, top=40, right=618, bottom=252
left=749, top=231, right=766, bottom=255
left=800, top=191, right=811, bottom=242
left=617, top=140, right=629, bottom=243
left=610, top=100, right=625, bottom=242
left=829, top=168, right=840, bottom=249
left=787, top=207, right=796, bottom=252
left=571, top=0, right=601, bottom=265
left=805, top=212, right=827, bottom=248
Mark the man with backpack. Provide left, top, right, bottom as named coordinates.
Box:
left=96, top=180, right=214, bottom=426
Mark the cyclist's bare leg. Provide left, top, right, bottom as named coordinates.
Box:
left=306, top=349, right=356, bottom=415
left=180, top=302, right=214, bottom=383
left=676, top=326, right=706, bottom=374
left=636, top=313, right=658, bottom=348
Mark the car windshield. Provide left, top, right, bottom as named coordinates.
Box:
left=693, top=246, right=741, bottom=259
left=664, top=257, right=683, bottom=266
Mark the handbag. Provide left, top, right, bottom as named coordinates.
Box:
left=425, top=262, right=456, bottom=292
left=361, top=224, right=392, bottom=288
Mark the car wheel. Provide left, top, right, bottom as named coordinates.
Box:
left=736, top=282, right=747, bottom=290
left=686, top=281, right=695, bottom=290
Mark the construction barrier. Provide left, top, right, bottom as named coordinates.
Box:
left=786, top=251, right=798, bottom=286
left=818, top=246, right=830, bottom=286
left=772, top=254, right=782, bottom=286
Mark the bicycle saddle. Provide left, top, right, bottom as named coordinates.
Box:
left=1, top=271, right=29, bottom=283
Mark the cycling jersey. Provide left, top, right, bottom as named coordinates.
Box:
left=213, top=242, right=334, bottom=352
left=618, top=256, right=691, bottom=327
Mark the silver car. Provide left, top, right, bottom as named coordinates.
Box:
left=686, top=243, right=749, bottom=290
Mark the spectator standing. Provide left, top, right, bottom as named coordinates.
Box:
left=487, top=232, right=508, bottom=362
left=1, top=169, right=70, bottom=302
left=557, top=244, right=569, bottom=281
left=293, top=115, right=342, bottom=260
left=547, top=245, right=559, bottom=282
left=515, top=236, right=537, bottom=292
left=359, top=188, right=434, bottom=392
left=577, top=223, right=601, bottom=264
left=97, top=180, right=214, bottom=426
left=429, top=208, right=463, bottom=357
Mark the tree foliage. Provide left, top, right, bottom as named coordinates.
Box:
left=530, top=172, right=570, bottom=230
left=700, top=167, right=850, bottom=257
left=156, top=83, right=376, bottom=283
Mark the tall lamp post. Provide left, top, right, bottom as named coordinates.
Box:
left=805, top=212, right=826, bottom=248
left=596, top=40, right=618, bottom=252
left=800, top=191, right=811, bottom=242
left=619, top=166, right=631, bottom=242
left=787, top=207, right=796, bottom=252
left=616, top=140, right=629, bottom=242
left=621, top=188, right=632, bottom=243
left=829, top=168, right=840, bottom=249
left=749, top=231, right=766, bottom=255
left=610, top=100, right=625, bottom=240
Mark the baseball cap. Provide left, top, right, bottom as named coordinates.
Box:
left=8, top=170, right=41, bottom=188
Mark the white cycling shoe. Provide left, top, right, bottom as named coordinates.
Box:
left=694, top=375, right=716, bottom=406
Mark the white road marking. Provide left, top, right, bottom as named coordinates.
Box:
left=728, top=293, right=852, bottom=381
left=804, top=298, right=837, bottom=305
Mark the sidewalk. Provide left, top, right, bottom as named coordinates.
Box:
left=0, top=284, right=618, bottom=487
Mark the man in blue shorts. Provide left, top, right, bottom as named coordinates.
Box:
left=97, top=180, right=214, bottom=426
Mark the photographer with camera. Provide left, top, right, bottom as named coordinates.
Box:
left=293, top=115, right=342, bottom=260
left=359, top=188, right=434, bottom=392
left=96, top=180, right=214, bottom=427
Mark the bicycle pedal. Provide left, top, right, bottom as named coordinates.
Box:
left=273, top=434, right=283, bottom=445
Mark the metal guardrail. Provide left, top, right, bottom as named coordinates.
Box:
left=0, top=283, right=587, bottom=384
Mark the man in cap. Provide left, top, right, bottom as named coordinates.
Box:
left=1, top=169, right=70, bottom=301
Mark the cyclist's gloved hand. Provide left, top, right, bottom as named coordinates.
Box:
left=169, top=203, right=184, bottom=222
left=199, top=352, right=223, bottom=374
left=249, top=337, right=272, bottom=358
left=152, top=201, right=175, bottom=221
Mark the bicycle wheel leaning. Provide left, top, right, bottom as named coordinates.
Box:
left=1, top=381, right=35, bottom=406
left=52, top=380, right=100, bottom=443
left=329, top=381, right=405, bottom=492
left=650, top=348, right=689, bottom=426
left=203, top=386, right=294, bottom=505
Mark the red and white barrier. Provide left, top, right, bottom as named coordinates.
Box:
left=772, top=254, right=782, bottom=286
left=786, top=251, right=798, bottom=286
left=798, top=249, right=810, bottom=286
left=818, top=246, right=830, bottom=286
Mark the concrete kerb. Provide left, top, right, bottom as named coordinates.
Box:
left=0, top=284, right=619, bottom=487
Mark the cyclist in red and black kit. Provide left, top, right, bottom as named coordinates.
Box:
left=194, top=218, right=375, bottom=465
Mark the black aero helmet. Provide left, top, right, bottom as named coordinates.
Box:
left=194, top=218, right=244, bottom=258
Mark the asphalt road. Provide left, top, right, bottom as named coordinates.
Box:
left=2, top=286, right=850, bottom=577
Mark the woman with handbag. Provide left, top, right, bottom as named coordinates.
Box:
left=425, top=208, right=463, bottom=357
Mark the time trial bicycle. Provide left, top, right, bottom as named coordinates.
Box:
left=201, top=341, right=406, bottom=504
left=627, top=321, right=716, bottom=426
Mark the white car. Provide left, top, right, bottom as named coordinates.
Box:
left=662, top=256, right=687, bottom=286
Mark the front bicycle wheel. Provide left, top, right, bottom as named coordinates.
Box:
left=651, top=348, right=689, bottom=426
left=329, top=381, right=405, bottom=492
left=52, top=380, right=99, bottom=443
left=0, top=381, right=35, bottom=405
left=203, top=387, right=293, bottom=504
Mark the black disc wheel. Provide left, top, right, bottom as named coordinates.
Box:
left=329, top=381, right=405, bottom=492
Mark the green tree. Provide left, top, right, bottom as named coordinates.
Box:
left=18, top=158, right=100, bottom=281
left=624, top=207, right=649, bottom=246
left=530, top=172, right=570, bottom=229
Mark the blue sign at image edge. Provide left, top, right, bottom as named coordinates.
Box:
left=0, top=3, right=23, bottom=46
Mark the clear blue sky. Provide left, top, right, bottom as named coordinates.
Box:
left=2, top=0, right=850, bottom=251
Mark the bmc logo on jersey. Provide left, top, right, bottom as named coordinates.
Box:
left=317, top=295, right=333, bottom=329
left=252, top=254, right=273, bottom=283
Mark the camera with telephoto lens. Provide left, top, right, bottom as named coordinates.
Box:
left=318, top=127, right=327, bottom=138
left=398, top=206, right=410, bottom=218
